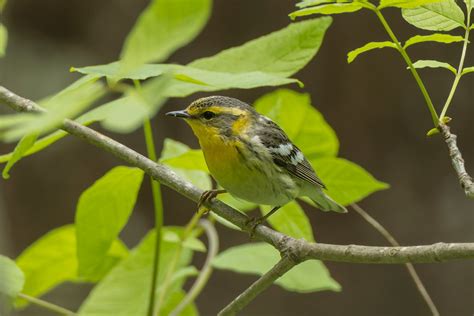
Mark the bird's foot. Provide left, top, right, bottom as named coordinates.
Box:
left=197, top=189, right=227, bottom=213
left=245, top=216, right=265, bottom=240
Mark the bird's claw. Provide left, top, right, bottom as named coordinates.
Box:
left=197, top=189, right=226, bottom=213
left=245, top=216, right=265, bottom=240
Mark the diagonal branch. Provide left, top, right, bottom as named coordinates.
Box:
left=438, top=123, right=474, bottom=199
left=1, top=85, right=474, bottom=265
left=351, top=203, right=439, bottom=316
left=217, top=256, right=296, bottom=316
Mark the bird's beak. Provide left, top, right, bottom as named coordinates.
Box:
left=165, top=110, right=192, bottom=119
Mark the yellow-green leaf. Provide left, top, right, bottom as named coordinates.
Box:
left=120, top=0, right=211, bottom=74
left=313, top=157, right=389, bottom=205
left=347, top=41, right=397, bottom=63
left=402, top=0, right=465, bottom=31
left=379, top=0, right=444, bottom=9
left=404, top=33, right=464, bottom=48
left=75, top=167, right=144, bottom=279
left=261, top=201, right=315, bottom=241
left=0, top=255, right=24, bottom=314
left=290, top=3, right=363, bottom=19
left=0, top=23, right=7, bottom=57
left=411, top=59, right=457, bottom=74
left=213, top=243, right=340, bottom=293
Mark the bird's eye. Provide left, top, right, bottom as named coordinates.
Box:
left=202, top=111, right=216, bottom=120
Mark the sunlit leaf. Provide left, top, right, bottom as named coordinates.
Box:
left=2, top=133, right=38, bottom=179
left=76, top=166, right=144, bottom=280
left=120, top=0, right=211, bottom=74
left=254, top=89, right=339, bottom=159
left=290, top=3, right=363, bottom=19
left=296, top=0, right=336, bottom=9
left=160, top=138, right=211, bottom=190
left=402, top=0, right=465, bottom=31
left=312, top=157, right=389, bottom=205
left=0, top=255, right=24, bottom=314
left=213, top=243, right=340, bottom=293
left=411, top=59, right=457, bottom=74
left=404, top=33, right=464, bottom=48
left=347, top=41, right=397, bottom=63
left=0, top=76, right=105, bottom=142
left=78, top=229, right=197, bottom=316
left=189, top=18, right=332, bottom=77
left=261, top=201, right=315, bottom=241
left=16, top=225, right=128, bottom=307
left=379, top=0, right=444, bottom=9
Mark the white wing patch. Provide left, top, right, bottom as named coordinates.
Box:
left=290, top=151, right=304, bottom=165
left=270, top=143, right=293, bottom=156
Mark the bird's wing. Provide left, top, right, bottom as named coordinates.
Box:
left=257, top=117, right=326, bottom=188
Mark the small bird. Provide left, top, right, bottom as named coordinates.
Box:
left=166, top=96, right=347, bottom=226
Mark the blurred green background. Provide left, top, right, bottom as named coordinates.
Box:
left=0, top=0, right=473, bottom=315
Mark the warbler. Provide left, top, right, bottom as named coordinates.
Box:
left=166, top=96, right=347, bottom=225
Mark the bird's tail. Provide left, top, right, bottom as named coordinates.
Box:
left=309, top=190, right=347, bottom=213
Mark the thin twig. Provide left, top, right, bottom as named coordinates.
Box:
left=438, top=123, right=474, bottom=198
left=217, top=256, right=296, bottom=316
left=1, top=85, right=474, bottom=265
left=170, top=219, right=219, bottom=316
left=17, top=293, right=76, bottom=315
left=351, top=203, right=439, bottom=316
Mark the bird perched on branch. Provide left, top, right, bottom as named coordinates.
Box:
left=166, top=96, right=346, bottom=227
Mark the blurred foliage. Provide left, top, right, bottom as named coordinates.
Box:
left=11, top=0, right=474, bottom=314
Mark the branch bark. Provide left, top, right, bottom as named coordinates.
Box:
left=2, top=85, right=474, bottom=315
left=438, top=123, right=474, bottom=198
left=1, top=85, right=474, bottom=264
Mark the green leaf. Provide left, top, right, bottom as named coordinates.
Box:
left=74, top=63, right=302, bottom=98
left=16, top=225, right=128, bottom=307
left=404, top=33, right=464, bottom=48
left=161, top=148, right=208, bottom=172
left=160, top=138, right=212, bottom=190
left=120, top=0, right=211, bottom=74
left=290, top=3, right=363, bottom=19
left=461, top=66, right=474, bottom=75
left=78, top=229, right=197, bottom=316
left=402, top=0, right=465, bottom=31
left=411, top=59, right=457, bottom=74
left=347, top=41, right=397, bottom=63
left=76, top=166, right=144, bottom=279
left=189, top=18, right=332, bottom=77
left=254, top=89, right=339, bottom=159
left=0, top=255, right=24, bottom=313
left=1, top=76, right=105, bottom=142
left=163, top=226, right=207, bottom=252
left=379, top=0, right=445, bottom=9
left=296, top=0, right=336, bottom=9
left=2, top=133, right=38, bottom=179
left=261, top=201, right=315, bottom=241
left=312, top=157, right=389, bottom=205
left=213, top=243, right=340, bottom=293
left=0, top=23, right=7, bottom=57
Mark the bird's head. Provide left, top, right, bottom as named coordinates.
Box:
left=166, top=96, right=257, bottom=140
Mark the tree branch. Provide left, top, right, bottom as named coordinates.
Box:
left=351, top=204, right=439, bottom=316
left=3, top=85, right=474, bottom=315
left=217, top=256, right=296, bottom=316
left=438, top=123, right=474, bottom=198
left=1, top=85, right=474, bottom=256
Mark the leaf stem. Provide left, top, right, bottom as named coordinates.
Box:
left=440, top=3, right=472, bottom=119
left=373, top=8, right=439, bottom=126
left=154, top=206, right=208, bottom=316
left=135, top=80, right=164, bottom=316
left=170, top=219, right=219, bottom=316
left=351, top=204, right=440, bottom=316
left=17, top=293, right=76, bottom=315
